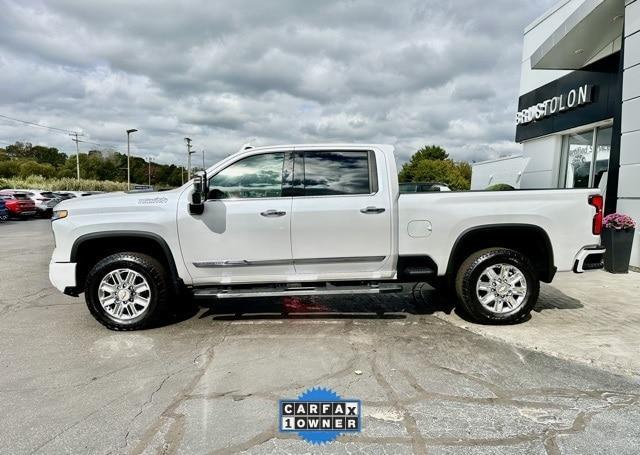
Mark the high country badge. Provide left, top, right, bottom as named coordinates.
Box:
left=279, top=387, right=361, bottom=445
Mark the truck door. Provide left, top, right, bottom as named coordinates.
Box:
left=177, top=151, right=294, bottom=285
left=290, top=148, right=393, bottom=278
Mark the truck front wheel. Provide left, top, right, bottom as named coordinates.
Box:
left=455, top=248, right=539, bottom=324
left=85, top=252, right=168, bottom=330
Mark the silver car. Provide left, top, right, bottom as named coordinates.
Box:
left=12, top=189, right=61, bottom=218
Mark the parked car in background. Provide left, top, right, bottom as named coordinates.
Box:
left=399, top=182, right=452, bottom=193
left=0, top=192, right=36, bottom=219
left=10, top=189, right=60, bottom=218
left=53, top=192, right=76, bottom=201
left=0, top=198, right=8, bottom=221
left=58, top=191, right=101, bottom=198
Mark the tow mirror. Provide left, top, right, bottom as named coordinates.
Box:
left=189, top=171, right=207, bottom=215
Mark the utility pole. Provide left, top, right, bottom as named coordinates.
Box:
left=148, top=157, right=152, bottom=186
left=126, top=129, right=138, bottom=191
left=184, top=137, right=194, bottom=180
left=181, top=166, right=185, bottom=185
left=202, top=149, right=205, bottom=169
left=69, top=132, right=83, bottom=181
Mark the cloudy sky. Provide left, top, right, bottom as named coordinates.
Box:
left=0, top=0, right=556, bottom=167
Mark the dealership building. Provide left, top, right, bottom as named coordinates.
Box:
left=472, top=0, right=640, bottom=268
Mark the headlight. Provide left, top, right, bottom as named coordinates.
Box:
left=52, top=210, right=68, bottom=221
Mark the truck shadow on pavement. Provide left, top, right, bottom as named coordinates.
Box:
left=535, top=283, right=583, bottom=312
left=190, top=281, right=584, bottom=326
left=195, top=283, right=451, bottom=322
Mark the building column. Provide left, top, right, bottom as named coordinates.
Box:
left=619, top=0, right=640, bottom=267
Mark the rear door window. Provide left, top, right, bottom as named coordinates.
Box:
left=301, top=151, right=375, bottom=196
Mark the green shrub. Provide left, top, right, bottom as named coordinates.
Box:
left=0, top=160, right=20, bottom=178
left=485, top=183, right=516, bottom=191
left=0, top=176, right=128, bottom=192
left=19, top=161, right=55, bottom=178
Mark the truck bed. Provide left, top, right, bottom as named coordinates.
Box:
left=398, top=188, right=601, bottom=274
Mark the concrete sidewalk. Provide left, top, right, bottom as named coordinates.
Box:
left=429, top=270, right=640, bottom=377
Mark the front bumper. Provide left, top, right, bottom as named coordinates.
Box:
left=49, top=261, right=77, bottom=294
left=573, top=246, right=606, bottom=273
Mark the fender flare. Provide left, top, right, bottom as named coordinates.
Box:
left=445, top=223, right=556, bottom=282
left=70, top=230, right=181, bottom=288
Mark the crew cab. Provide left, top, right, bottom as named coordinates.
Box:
left=49, top=144, right=605, bottom=330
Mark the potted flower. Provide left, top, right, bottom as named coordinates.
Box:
left=602, top=213, right=636, bottom=273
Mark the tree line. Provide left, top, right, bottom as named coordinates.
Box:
left=0, top=141, right=472, bottom=190
left=0, top=142, right=187, bottom=187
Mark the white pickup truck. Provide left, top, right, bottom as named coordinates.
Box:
left=49, top=144, right=605, bottom=330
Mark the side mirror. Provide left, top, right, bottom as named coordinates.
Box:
left=189, top=171, right=207, bottom=215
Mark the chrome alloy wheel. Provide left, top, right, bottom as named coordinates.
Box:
left=98, top=268, right=151, bottom=322
left=475, top=263, right=527, bottom=314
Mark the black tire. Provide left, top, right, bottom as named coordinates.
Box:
left=85, top=252, right=168, bottom=330
left=455, top=248, right=539, bottom=324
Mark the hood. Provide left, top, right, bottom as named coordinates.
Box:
left=55, top=188, right=182, bottom=213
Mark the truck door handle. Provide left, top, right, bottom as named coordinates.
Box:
left=360, top=206, right=386, bottom=214
left=260, top=209, right=287, bottom=217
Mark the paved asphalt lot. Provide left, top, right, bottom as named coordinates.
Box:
left=1, top=219, right=639, bottom=454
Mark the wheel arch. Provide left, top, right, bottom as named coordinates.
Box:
left=71, top=231, right=181, bottom=294
left=446, top=224, right=556, bottom=283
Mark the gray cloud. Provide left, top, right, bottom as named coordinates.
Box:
left=0, top=0, right=555, bottom=167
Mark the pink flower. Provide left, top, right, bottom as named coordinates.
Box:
left=602, top=213, right=636, bottom=230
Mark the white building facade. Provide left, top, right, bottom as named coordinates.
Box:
left=515, top=0, right=639, bottom=267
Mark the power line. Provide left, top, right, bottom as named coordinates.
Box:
left=0, top=113, right=78, bottom=135
left=0, top=113, right=119, bottom=150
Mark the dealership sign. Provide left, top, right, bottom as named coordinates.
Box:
left=516, top=84, right=593, bottom=125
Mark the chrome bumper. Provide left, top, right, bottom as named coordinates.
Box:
left=573, top=246, right=605, bottom=273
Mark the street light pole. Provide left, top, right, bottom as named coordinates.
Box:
left=126, top=128, right=138, bottom=191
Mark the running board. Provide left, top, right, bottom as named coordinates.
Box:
left=193, top=284, right=404, bottom=299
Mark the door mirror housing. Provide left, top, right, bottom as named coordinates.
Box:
left=189, top=171, right=207, bottom=215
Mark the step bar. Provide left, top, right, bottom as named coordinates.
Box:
left=193, top=283, right=404, bottom=299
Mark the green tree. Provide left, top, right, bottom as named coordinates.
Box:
left=0, top=160, right=20, bottom=177
left=5, top=142, right=33, bottom=159
left=407, top=159, right=470, bottom=190
left=457, top=161, right=472, bottom=182
left=18, top=160, right=55, bottom=178
left=399, top=145, right=471, bottom=190
left=31, top=145, right=67, bottom=167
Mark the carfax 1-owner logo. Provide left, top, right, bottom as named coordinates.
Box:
left=279, top=387, right=361, bottom=445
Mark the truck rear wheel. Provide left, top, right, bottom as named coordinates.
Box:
left=85, top=252, right=168, bottom=330
left=455, top=248, right=539, bottom=324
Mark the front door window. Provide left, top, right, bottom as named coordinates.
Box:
left=208, top=153, right=284, bottom=199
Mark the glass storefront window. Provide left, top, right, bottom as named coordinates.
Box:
left=561, top=125, right=611, bottom=188
left=594, top=126, right=611, bottom=187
